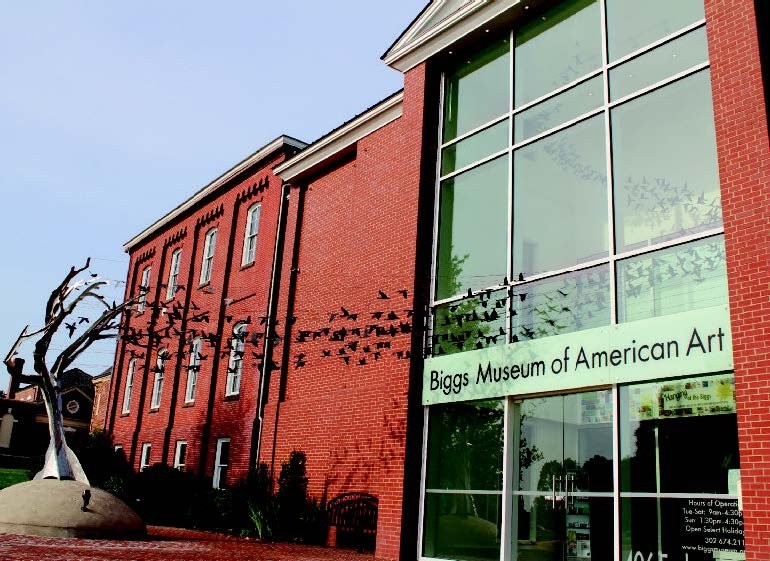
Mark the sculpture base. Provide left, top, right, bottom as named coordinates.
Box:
left=0, top=480, right=146, bottom=539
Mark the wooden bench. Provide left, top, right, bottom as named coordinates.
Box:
left=326, top=492, right=378, bottom=552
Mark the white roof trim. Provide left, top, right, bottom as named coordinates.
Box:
left=275, top=93, right=404, bottom=182
left=384, top=0, right=522, bottom=72
left=124, top=135, right=307, bottom=252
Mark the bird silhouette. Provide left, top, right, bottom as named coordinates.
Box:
left=397, top=289, right=408, bottom=298
left=65, top=322, right=77, bottom=337
left=77, top=316, right=89, bottom=324
left=378, top=290, right=390, bottom=300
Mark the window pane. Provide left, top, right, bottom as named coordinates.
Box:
left=436, top=156, right=508, bottom=300
left=514, top=75, right=602, bottom=143
left=621, top=497, right=745, bottom=560
left=617, top=236, right=727, bottom=323
left=612, top=71, right=721, bottom=252
left=513, top=116, right=608, bottom=276
left=620, top=374, right=739, bottom=494
left=426, top=400, right=504, bottom=490
left=514, top=0, right=602, bottom=108
left=513, top=266, right=610, bottom=342
left=606, top=0, right=705, bottom=61
left=423, top=493, right=502, bottom=561
left=442, top=119, right=508, bottom=175
left=610, top=27, right=709, bottom=100
left=433, top=291, right=508, bottom=356
left=443, top=38, right=510, bottom=142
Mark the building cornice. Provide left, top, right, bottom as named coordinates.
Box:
left=383, top=0, right=522, bottom=72
left=274, top=92, right=403, bottom=182
left=123, top=135, right=307, bottom=252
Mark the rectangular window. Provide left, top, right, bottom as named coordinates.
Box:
left=225, top=325, right=245, bottom=396
left=137, top=266, right=151, bottom=313
left=166, top=249, right=182, bottom=300
left=121, top=358, right=136, bottom=414
left=242, top=204, right=261, bottom=266
left=140, top=443, right=151, bottom=471
left=185, top=338, right=201, bottom=403
left=213, top=437, right=230, bottom=489
left=174, top=441, right=187, bottom=471
left=150, top=351, right=166, bottom=409
left=200, top=228, right=217, bottom=285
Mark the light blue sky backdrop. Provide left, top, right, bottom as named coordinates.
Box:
left=0, top=1, right=423, bottom=391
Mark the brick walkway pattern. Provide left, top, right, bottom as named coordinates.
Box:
left=0, top=526, right=384, bottom=561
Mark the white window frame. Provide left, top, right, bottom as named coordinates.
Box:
left=185, top=337, right=201, bottom=403
left=140, top=443, right=152, bottom=471
left=122, top=358, right=136, bottom=414
left=173, top=440, right=187, bottom=471
left=225, top=324, right=245, bottom=396
left=213, top=437, right=230, bottom=489
left=114, top=444, right=123, bottom=452
left=137, top=266, right=151, bottom=313
left=199, top=228, right=217, bottom=285
left=242, top=203, right=261, bottom=266
left=150, top=350, right=166, bottom=409
left=166, top=249, right=182, bottom=300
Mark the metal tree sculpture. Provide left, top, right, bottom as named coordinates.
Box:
left=3, top=259, right=141, bottom=483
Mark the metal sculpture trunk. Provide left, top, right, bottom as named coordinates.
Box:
left=3, top=259, right=141, bottom=483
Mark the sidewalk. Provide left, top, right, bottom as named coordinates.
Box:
left=0, top=526, right=383, bottom=561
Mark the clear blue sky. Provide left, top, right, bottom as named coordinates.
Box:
left=0, top=1, right=423, bottom=391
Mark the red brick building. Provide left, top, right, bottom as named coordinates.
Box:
left=107, top=1, right=769, bottom=560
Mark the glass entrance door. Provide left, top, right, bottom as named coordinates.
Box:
left=511, top=390, right=615, bottom=561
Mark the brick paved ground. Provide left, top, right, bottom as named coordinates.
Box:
left=0, top=526, right=383, bottom=561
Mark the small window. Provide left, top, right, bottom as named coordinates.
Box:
left=150, top=350, right=167, bottom=409
left=166, top=249, right=182, bottom=300
left=199, top=228, right=217, bottom=285
left=114, top=444, right=123, bottom=452
left=122, top=358, right=136, bottom=414
left=185, top=338, right=201, bottom=403
left=213, top=437, right=230, bottom=489
left=225, top=324, right=246, bottom=396
left=174, top=441, right=188, bottom=471
left=137, top=266, right=151, bottom=313
left=140, top=443, right=152, bottom=471
left=242, top=203, right=261, bottom=266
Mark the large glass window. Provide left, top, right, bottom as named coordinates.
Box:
left=443, top=38, right=510, bottom=142
left=619, top=374, right=743, bottom=560
left=423, top=400, right=504, bottom=561
left=432, top=0, right=722, bottom=349
left=436, top=156, right=509, bottom=300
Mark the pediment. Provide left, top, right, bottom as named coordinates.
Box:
left=385, top=0, right=486, bottom=63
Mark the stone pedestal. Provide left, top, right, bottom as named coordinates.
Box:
left=0, top=480, right=146, bottom=538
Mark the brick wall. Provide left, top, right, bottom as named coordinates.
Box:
left=108, top=146, right=295, bottom=483
left=261, top=66, right=431, bottom=561
left=706, top=1, right=770, bottom=559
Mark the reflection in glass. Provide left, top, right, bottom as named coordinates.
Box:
left=515, top=0, right=602, bottom=108
left=433, top=291, right=507, bottom=356
left=444, top=38, right=510, bottom=141
left=610, top=27, right=709, bottom=100
left=514, top=76, right=602, bottom=142
left=613, top=71, right=721, bottom=251
left=617, top=236, right=727, bottom=323
left=513, top=267, right=610, bottom=342
left=426, top=400, right=504, bottom=491
left=606, top=0, right=705, bottom=61
left=436, top=156, right=508, bottom=300
left=424, top=401, right=504, bottom=560
left=423, top=493, right=502, bottom=561
left=621, top=497, right=744, bottom=561
left=442, top=120, right=509, bottom=175
left=513, top=116, right=607, bottom=276
left=619, top=374, right=740, bottom=494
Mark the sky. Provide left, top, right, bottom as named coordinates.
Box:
left=0, top=1, right=424, bottom=392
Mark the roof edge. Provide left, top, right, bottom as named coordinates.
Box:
left=383, top=0, right=521, bottom=72
left=123, top=135, right=307, bottom=252
left=275, top=92, right=404, bottom=182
